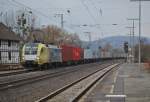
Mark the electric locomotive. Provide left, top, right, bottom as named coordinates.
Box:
left=21, top=43, right=62, bottom=69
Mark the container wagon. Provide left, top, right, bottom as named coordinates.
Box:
left=61, top=45, right=81, bottom=65
left=84, top=49, right=93, bottom=63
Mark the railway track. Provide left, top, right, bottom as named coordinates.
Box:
left=36, top=63, right=120, bottom=102
left=0, top=69, right=28, bottom=77
left=0, top=67, right=81, bottom=91
left=0, top=61, right=113, bottom=91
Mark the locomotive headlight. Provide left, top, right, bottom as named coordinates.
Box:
left=36, top=56, right=40, bottom=60
left=22, top=56, right=25, bottom=60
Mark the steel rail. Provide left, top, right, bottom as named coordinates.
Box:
left=72, top=64, right=120, bottom=102
left=0, top=68, right=80, bottom=91
left=36, top=63, right=120, bottom=102
left=0, top=62, right=111, bottom=91
left=0, top=69, right=28, bottom=77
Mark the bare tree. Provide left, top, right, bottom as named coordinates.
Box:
left=134, top=43, right=150, bottom=62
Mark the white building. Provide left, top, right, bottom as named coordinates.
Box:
left=0, top=23, right=20, bottom=64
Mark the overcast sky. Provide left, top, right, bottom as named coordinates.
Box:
left=0, top=0, right=150, bottom=41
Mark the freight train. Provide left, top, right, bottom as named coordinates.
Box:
left=21, top=43, right=125, bottom=70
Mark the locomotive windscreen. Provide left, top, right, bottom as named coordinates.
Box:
left=25, top=43, right=38, bottom=55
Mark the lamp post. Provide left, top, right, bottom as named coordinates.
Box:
left=139, top=0, right=141, bottom=66
left=130, top=0, right=146, bottom=66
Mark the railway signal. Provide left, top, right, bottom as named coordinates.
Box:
left=124, top=42, right=129, bottom=53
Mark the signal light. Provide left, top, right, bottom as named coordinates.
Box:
left=124, top=42, right=128, bottom=53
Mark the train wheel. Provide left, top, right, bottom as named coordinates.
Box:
left=39, top=65, right=43, bottom=71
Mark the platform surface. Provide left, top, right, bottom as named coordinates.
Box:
left=123, top=63, right=150, bottom=102
left=81, top=63, right=150, bottom=102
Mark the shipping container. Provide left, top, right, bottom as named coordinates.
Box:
left=100, top=49, right=112, bottom=58
left=80, top=48, right=84, bottom=60
left=47, top=45, right=62, bottom=63
left=61, top=45, right=81, bottom=62
left=91, top=49, right=101, bottom=59
left=84, top=49, right=93, bottom=59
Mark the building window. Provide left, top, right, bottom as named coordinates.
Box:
left=8, top=52, right=11, bottom=60
left=0, top=52, right=1, bottom=60
left=8, top=41, right=11, bottom=47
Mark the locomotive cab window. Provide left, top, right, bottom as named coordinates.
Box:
left=25, top=43, right=38, bottom=55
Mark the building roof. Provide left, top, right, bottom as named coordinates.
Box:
left=0, top=23, right=20, bottom=41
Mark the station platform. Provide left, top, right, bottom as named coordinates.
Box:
left=117, top=63, right=150, bottom=102
left=81, top=63, right=150, bottom=102
left=122, top=63, right=150, bottom=102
